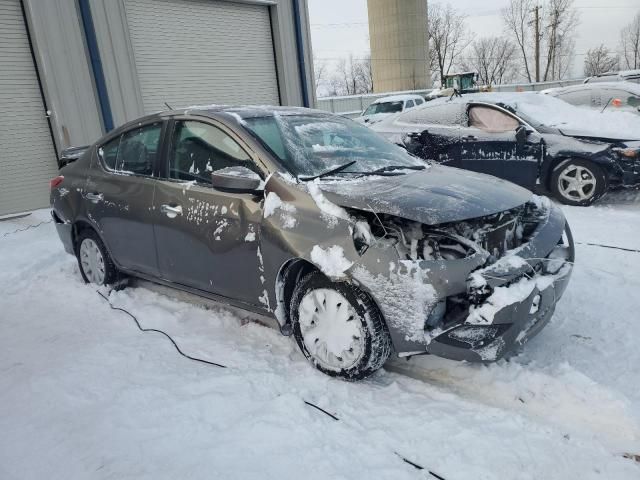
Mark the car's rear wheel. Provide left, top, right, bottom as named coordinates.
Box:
left=290, top=271, right=391, bottom=380
left=550, top=159, right=607, bottom=206
left=76, top=229, right=120, bottom=286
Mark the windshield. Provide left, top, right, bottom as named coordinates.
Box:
left=243, top=114, right=423, bottom=178
left=363, top=101, right=404, bottom=115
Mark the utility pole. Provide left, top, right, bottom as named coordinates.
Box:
left=533, top=5, right=541, bottom=82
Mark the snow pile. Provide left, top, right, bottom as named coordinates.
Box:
left=263, top=191, right=297, bottom=229
left=2, top=198, right=640, bottom=479
left=306, top=180, right=351, bottom=227
left=352, top=261, right=437, bottom=343
left=310, top=245, right=353, bottom=279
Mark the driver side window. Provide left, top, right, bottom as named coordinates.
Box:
left=168, top=121, right=257, bottom=184
left=468, top=105, right=520, bottom=133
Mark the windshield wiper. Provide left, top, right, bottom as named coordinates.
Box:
left=299, top=160, right=357, bottom=181
left=371, top=164, right=426, bottom=174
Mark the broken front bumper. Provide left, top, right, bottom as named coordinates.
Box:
left=427, top=255, right=573, bottom=362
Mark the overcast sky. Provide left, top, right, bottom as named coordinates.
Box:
left=308, top=0, right=639, bottom=79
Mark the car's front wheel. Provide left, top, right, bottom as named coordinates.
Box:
left=76, top=229, right=120, bottom=286
left=550, top=159, right=607, bottom=206
left=290, top=271, right=392, bottom=380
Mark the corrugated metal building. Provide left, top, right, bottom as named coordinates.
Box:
left=0, top=0, right=315, bottom=216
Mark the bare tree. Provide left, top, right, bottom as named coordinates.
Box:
left=584, top=44, right=620, bottom=76
left=502, top=0, right=579, bottom=82
left=313, top=55, right=328, bottom=97
left=542, top=0, right=579, bottom=81
left=329, top=54, right=374, bottom=96
left=428, top=2, right=472, bottom=85
left=620, top=12, right=640, bottom=70
left=462, top=37, right=519, bottom=86
left=502, top=0, right=535, bottom=82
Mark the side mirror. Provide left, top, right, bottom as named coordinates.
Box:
left=515, top=125, right=527, bottom=145
left=211, top=166, right=263, bottom=193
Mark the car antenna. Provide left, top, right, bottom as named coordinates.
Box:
left=164, top=102, right=173, bottom=110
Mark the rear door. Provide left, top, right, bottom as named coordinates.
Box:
left=85, top=121, right=165, bottom=275
left=152, top=118, right=265, bottom=306
left=459, top=104, right=541, bottom=190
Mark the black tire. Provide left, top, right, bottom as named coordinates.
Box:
left=290, top=271, right=392, bottom=380
left=550, top=158, right=607, bottom=206
left=75, top=229, right=121, bottom=286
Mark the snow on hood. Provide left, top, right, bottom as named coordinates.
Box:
left=466, top=93, right=640, bottom=141
left=317, top=165, right=532, bottom=225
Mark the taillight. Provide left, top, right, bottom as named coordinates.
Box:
left=50, top=175, right=64, bottom=189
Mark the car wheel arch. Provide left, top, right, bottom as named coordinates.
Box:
left=274, top=258, right=319, bottom=330
left=72, top=220, right=117, bottom=266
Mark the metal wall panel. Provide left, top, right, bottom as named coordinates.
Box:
left=123, top=0, right=280, bottom=113
left=0, top=0, right=57, bottom=215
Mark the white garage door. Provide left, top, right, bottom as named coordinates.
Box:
left=124, top=0, right=280, bottom=113
left=0, top=0, right=57, bottom=216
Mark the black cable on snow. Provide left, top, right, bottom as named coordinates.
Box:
left=1, top=219, right=53, bottom=238
left=576, top=241, right=640, bottom=254
left=96, top=290, right=227, bottom=368
left=394, top=452, right=447, bottom=479
left=303, top=400, right=339, bottom=421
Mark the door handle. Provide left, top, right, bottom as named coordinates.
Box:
left=462, top=135, right=477, bottom=141
left=161, top=204, right=183, bottom=218
left=85, top=192, right=103, bottom=203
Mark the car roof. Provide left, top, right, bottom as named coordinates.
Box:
left=544, top=81, right=640, bottom=95
left=372, top=94, right=423, bottom=103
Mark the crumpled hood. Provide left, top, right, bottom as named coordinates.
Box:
left=318, top=165, right=533, bottom=225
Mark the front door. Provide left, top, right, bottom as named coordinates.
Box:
left=85, top=121, right=165, bottom=276
left=153, top=119, right=265, bottom=306
left=459, top=105, right=541, bottom=191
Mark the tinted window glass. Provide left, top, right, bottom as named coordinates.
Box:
left=405, top=100, right=415, bottom=108
left=98, top=136, right=121, bottom=170
left=363, top=101, right=404, bottom=115
left=468, top=105, right=520, bottom=132
left=415, top=98, right=424, bottom=105
left=555, top=89, right=591, bottom=106
left=98, top=123, right=161, bottom=175
left=399, top=103, right=463, bottom=125
left=169, top=121, right=256, bottom=183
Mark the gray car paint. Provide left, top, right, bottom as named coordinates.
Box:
left=51, top=106, right=574, bottom=362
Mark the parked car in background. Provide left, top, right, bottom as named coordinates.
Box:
left=541, top=81, right=640, bottom=115
left=372, top=92, right=640, bottom=206
left=50, top=106, right=574, bottom=379
left=354, top=94, right=424, bottom=125
left=583, top=69, right=640, bottom=84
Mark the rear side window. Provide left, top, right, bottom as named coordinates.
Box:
left=405, top=100, right=415, bottom=109
left=415, top=98, right=424, bottom=105
left=98, top=122, right=162, bottom=176
left=399, top=103, right=463, bottom=125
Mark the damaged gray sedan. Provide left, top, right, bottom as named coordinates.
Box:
left=50, top=106, right=574, bottom=380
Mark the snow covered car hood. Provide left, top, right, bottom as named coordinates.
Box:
left=317, top=165, right=532, bottom=225
left=559, top=129, right=640, bottom=142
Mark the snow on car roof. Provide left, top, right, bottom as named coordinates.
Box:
left=372, top=94, right=424, bottom=104
left=428, top=92, right=640, bottom=140
left=542, top=82, right=640, bottom=95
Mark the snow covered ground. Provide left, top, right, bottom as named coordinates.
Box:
left=1, top=191, right=640, bottom=479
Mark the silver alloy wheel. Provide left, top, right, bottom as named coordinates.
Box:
left=557, top=164, right=597, bottom=202
left=298, top=288, right=365, bottom=371
left=80, top=238, right=106, bottom=284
